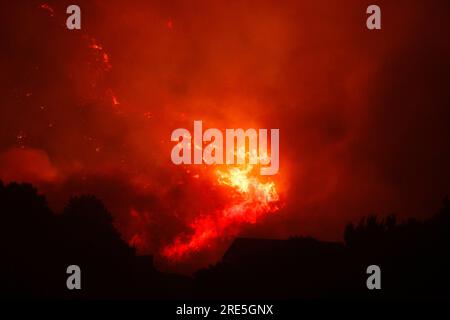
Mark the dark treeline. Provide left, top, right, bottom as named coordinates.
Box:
left=0, top=180, right=449, bottom=299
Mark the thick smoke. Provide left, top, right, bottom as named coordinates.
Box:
left=0, top=0, right=449, bottom=271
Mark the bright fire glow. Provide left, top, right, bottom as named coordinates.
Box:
left=161, top=162, right=280, bottom=261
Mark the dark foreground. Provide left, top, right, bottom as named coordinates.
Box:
left=1, top=181, right=449, bottom=300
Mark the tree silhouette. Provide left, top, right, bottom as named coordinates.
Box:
left=0, top=180, right=449, bottom=299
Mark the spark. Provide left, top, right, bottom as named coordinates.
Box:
left=144, top=112, right=153, bottom=119
left=111, top=93, right=120, bottom=106
left=16, top=131, right=27, bottom=146
left=89, top=43, right=103, bottom=51
left=88, top=38, right=112, bottom=71
left=39, top=3, right=54, bottom=17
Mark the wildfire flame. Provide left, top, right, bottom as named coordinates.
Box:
left=162, top=162, right=280, bottom=261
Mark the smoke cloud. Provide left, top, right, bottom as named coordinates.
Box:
left=0, top=0, right=449, bottom=271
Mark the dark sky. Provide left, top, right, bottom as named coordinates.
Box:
left=0, top=0, right=449, bottom=271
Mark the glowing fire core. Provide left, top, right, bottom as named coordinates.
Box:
left=162, top=164, right=280, bottom=261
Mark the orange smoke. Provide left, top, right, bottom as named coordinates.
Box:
left=0, top=148, right=58, bottom=184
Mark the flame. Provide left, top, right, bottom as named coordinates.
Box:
left=162, top=163, right=280, bottom=261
